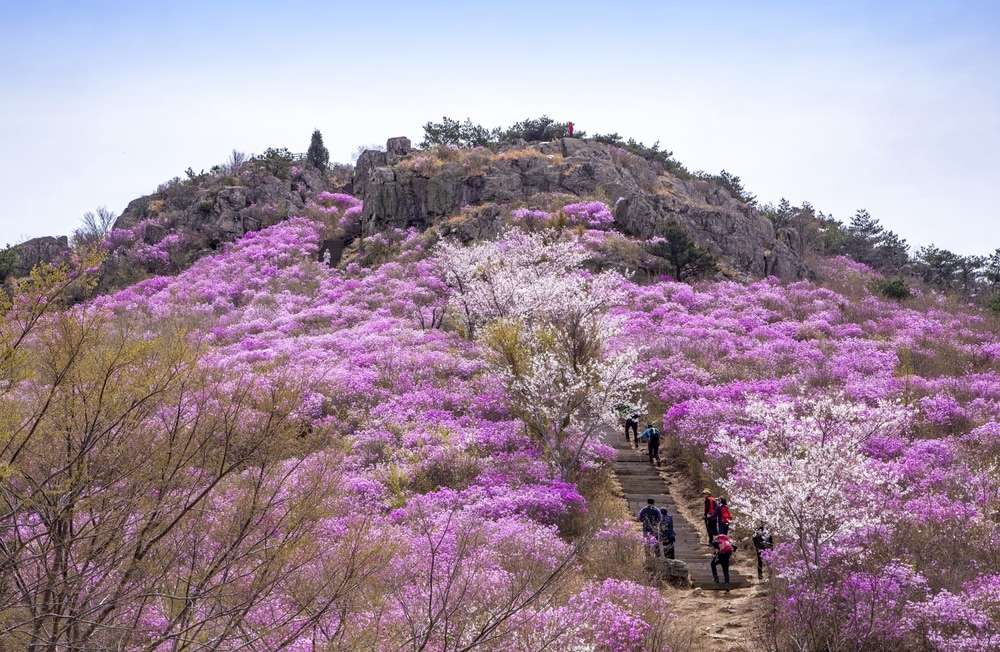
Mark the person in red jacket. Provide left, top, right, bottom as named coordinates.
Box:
left=716, top=497, right=732, bottom=535
left=703, top=489, right=718, bottom=540
left=711, top=532, right=736, bottom=589
left=566, top=121, right=574, bottom=137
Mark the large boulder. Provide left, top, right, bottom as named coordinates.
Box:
left=385, top=136, right=412, bottom=160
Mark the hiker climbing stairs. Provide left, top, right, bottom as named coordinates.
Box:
left=606, top=433, right=750, bottom=590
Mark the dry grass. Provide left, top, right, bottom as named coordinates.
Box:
left=398, top=146, right=495, bottom=176
left=496, top=148, right=563, bottom=164
left=571, top=469, right=649, bottom=583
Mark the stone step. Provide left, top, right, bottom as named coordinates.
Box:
left=691, top=578, right=752, bottom=590
left=603, top=428, right=750, bottom=592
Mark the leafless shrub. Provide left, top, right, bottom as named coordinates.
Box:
left=224, top=149, right=248, bottom=175
left=71, top=206, right=117, bottom=246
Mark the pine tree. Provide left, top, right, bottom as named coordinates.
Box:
left=648, top=223, right=718, bottom=281
left=306, top=129, right=329, bottom=170
left=876, top=231, right=910, bottom=270
left=984, top=249, right=1000, bottom=291
left=916, top=245, right=961, bottom=289
left=955, top=255, right=985, bottom=295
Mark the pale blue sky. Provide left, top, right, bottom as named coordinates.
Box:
left=1, top=1, right=998, bottom=254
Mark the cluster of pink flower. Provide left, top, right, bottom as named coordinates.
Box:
left=84, top=200, right=666, bottom=648
left=617, top=258, right=999, bottom=649
left=59, top=193, right=999, bottom=648
left=562, top=201, right=615, bottom=228
left=510, top=201, right=615, bottom=230
left=102, top=217, right=187, bottom=268
left=311, top=191, right=364, bottom=231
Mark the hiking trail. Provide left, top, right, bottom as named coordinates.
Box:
left=607, top=432, right=750, bottom=589
left=605, top=430, right=770, bottom=649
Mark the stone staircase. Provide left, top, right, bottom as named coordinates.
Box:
left=607, top=432, right=750, bottom=590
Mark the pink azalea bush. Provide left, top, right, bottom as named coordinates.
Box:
left=510, top=201, right=615, bottom=230
left=618, top=263, right=1000, bottom=650
left=103, top=216, right=189, bottom=270
left=2, top=198, right=669, bottom=649
left=562, top=201, right=615, bottom=229
left=13, top=189, right=995, bottom=649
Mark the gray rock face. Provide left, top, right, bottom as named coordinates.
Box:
left=385, top=137, right=412, bottom=160
left=10, top=236, right=70, bottom=277
left=354, top=138, right=808, bottom=279
left=6, top=156, right=342, bottom=283
left=115, top=165, right=331, bottom=253
left=8, top=135, right=810, bottom=287
left=660, top=558, right=690, bottom=581
left=353, top=149, right=388, bottom=200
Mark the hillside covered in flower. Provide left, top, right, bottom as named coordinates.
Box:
left=619, top=261, right=999, bottom=650
left=0, top=192, right=678, bottom=649
left=0, top=185, right=997, bottom=651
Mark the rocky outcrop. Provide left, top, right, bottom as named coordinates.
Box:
left=115, top=165, right=333, bottom=252
left=6, top=160, right=343, bottom=283
left=353, top=137, right=808, bottom=279
left=8, top=135, right=811, bottom=286
left=11, top=235, right=70, bottom=277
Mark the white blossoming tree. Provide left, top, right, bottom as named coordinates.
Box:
left=711, top=396, right=911, bottom=573
left=436, top=229, right=645, bottom=477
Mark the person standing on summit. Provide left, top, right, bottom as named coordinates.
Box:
left=566, top=121, right=574, bottom=137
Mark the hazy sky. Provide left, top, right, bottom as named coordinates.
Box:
left=2, top=1, right=998, bottom=253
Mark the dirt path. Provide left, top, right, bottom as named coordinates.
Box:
left=659, top=463, right=770, bottom=650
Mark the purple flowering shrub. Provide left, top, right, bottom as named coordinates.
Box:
left=102, top=217, right=191, bottom=271
left=510, top=200, right=615, bottom=231
left=562, top=201, right=615, bottom=229
left=619, top=276, right=1000, bottom=649
left=0, top=202, right=667, bottom=649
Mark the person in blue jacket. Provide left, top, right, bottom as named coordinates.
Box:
left=640, top=423, right=662, bottom=466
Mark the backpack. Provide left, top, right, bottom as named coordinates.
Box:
left=639, top=506, right=661, bottom=532
left=659, top=513, right=675, bottom=542
left=717, top=535, right=734, bottom=555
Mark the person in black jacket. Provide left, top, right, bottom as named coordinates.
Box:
left=624, top=411, right=639, bottom=447
left=640, top=423, right=661, bottom=466
left=658, top=507, right=675, bottom=559
left=637, top=498, right=662, bottom=557
left=752, top=523, right=774, bottom=580
left=638, top=498, right=662, bottom=535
